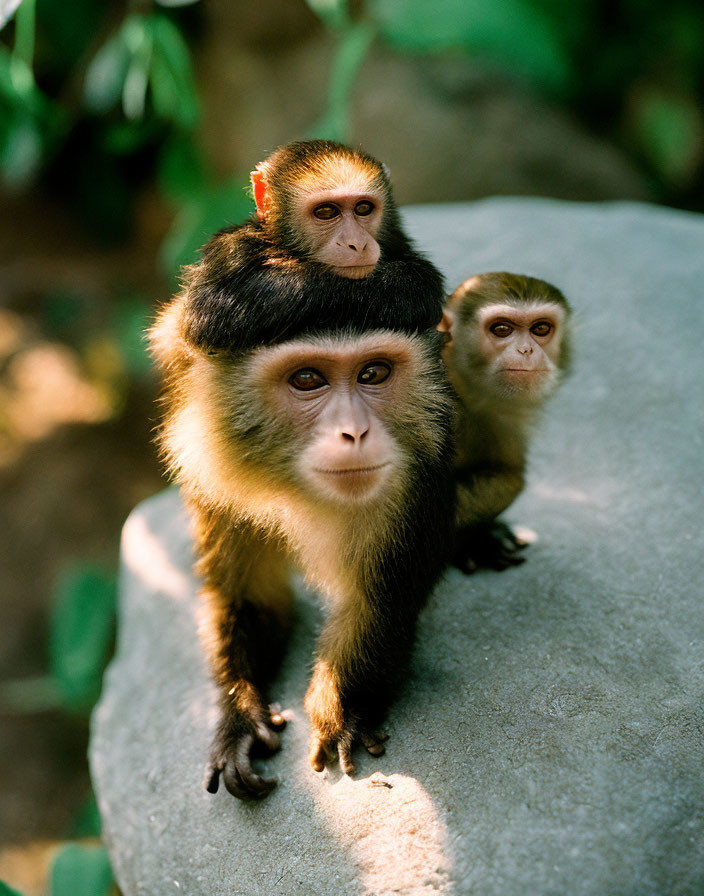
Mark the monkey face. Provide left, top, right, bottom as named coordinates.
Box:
left=294, top=188, right=384, bottom=278
left=245, top=333, right=413, bottom=503
left=476, top=302, right=566, bottom=398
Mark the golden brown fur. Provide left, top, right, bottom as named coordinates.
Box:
left=149, top=292, right=456, bottom=797
left=443, top=272, right=571, bottom=571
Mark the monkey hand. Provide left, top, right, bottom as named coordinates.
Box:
left=305, top=661, right=388, bottom=775
left=308, top=719, right=389, bottom=776
left=205, top=702, right=286, bottom=800
left=452, top=521, right=529, bottom=573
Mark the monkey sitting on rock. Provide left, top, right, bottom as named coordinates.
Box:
left=442, top=272, right=572, bottom=573
left=149, top=141, right=455, bottom=800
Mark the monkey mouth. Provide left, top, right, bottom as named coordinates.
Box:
left=331, top=264, right=377, bottom=279
left=314, top=463, right=389, bottom=475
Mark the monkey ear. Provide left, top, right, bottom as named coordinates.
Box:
left=437, top=309, right=454, bottom=334
left=250, top=167, right=270, bottom=220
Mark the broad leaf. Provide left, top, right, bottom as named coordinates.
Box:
left=49, top=566, right=116, bottom=712
left=370, top=0, right=571, bottom=93
left=49, top=844, right=113, bottom=896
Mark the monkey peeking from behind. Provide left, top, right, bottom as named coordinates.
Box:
left=181, top=140, right=446, bottom=354
left=441, top=272, right=572, bottom=573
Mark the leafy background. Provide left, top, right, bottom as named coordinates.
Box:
left=0, top=0, right=702, bottom=892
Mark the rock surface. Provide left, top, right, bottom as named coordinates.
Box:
left=91, top=199, right=704, bottom=896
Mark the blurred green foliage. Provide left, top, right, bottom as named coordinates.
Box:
left=2, top=0, right=704, bottom=272
left=1, top=0, right=703, bottom=273
left=50, top=844, right=114, bottom=896
left=49, top=566, right=117, bottom=712
left=0, top=880, right=25, bottom=896
left=0, top=842, right=116, bottom=896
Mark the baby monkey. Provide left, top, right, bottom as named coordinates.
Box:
left=442, top=272, right=572, bottom=572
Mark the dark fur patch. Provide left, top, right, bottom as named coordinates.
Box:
left=182, top=220, right=445, bottom=351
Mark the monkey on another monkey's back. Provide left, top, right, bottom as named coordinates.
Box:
left=149, top=297, right=456, bottom=800
left=181, top=140, right=446, bottom=353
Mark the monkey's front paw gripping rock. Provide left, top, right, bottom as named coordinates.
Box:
left=453, top=521, right=529, bottom=573
left=205, top=704, right=286, bottom=800
left=308, top=721, right=389, bottom=776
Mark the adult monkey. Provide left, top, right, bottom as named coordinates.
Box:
left=149, top=302, right=455, bottom=799
left=442, top=272, right=572, bottom=572
left=182, top=140, right=446, bottom=351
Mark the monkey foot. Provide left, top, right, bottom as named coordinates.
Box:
left=453, top=521, right=529, bottom=574
left=205, top=707, right=286, bottom=800
left=308, top=727, right=389, bottom=775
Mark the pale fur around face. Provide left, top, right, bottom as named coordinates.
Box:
left=149, top=311, right=450, bottom=601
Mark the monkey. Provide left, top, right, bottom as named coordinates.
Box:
left=441, top=272, right=572, bottom=573
left=148, top=297, right=456, bottom=800
left=181, top=140, right=446, bottom=354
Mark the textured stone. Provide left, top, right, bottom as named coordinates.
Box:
left=91, top=199, right=704, bottom=896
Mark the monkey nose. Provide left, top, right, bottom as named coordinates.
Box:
left=341, top=425, right=369, bottom=443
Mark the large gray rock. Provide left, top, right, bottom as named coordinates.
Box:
left=91, top=200, right=704, bottom=896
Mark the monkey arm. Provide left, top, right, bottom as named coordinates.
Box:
left=455, top=466, right=524, bottom=527
left=304, top=596, right=408, bottom=774
left=191, top=505, right=293, bottom=799
left=305, top=461, right=455, bottom=774
left=453, top=467, right=528, bottom=573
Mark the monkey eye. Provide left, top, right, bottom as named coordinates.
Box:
left=289, top=368, right=328, bottom=391
left=531, top=321, right=553, bottom=337
left=357, top=361, right=391, bottom=385
left=489, top=322, right=513, bottom=338
left=354, top=200, right=375, bottom=216
left=313, top=204, right=340, bottom=221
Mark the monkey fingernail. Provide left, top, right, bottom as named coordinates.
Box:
left=205, top=767, right=221, bottom=793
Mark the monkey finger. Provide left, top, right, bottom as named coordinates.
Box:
left=337, top=733, right=356, bottom=775
left=254, top=722, right=281, bottom=754
left=268, top=703, right=287, bottom=730
left=308, top=734, right=328, bottom=772
left=221, top=734, right=277, bottom=799
left=204, top=765, right=222, bottom=794
left=460, top=557, right=479, bottom=574
left=361, top=731, right=389, bottom=756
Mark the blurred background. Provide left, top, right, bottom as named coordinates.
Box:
left=0, top=0, right=702, bottom=892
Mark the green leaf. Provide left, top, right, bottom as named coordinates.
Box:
left=157, top=133, right=206, bottom=201
left=370, top=0, right=571, bottom=93
left=11, top=0, right=34, bottom=70
left=148, top=14, right=199, bottom=128
left=84, top=32, right=131, bottom=114
left=49, top=844, right=113, bottom=896
left=305, top=0, right=349, bottom=30
left=632, top=90, right=704, bottom=187
left=1, top=114, right=42, bottom=186
left=0, top=879, right=26, bottom=896
left=160, top=177, right=252, bottom=276
left=112, top=298, right=153, bottom=377
left=121, top=15, right=152, bottom=120
left=49, top=566, right=117, bottom=712
left=71, top=793, right=103, bottom=839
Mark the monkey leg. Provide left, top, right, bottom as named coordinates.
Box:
left=196, top=521, right=293, bottom=800
left=304, top=597, right=416, bottom=775
left=453, top=471, right=527, bottom=573
left=452, top=519, right=529, bottom=573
